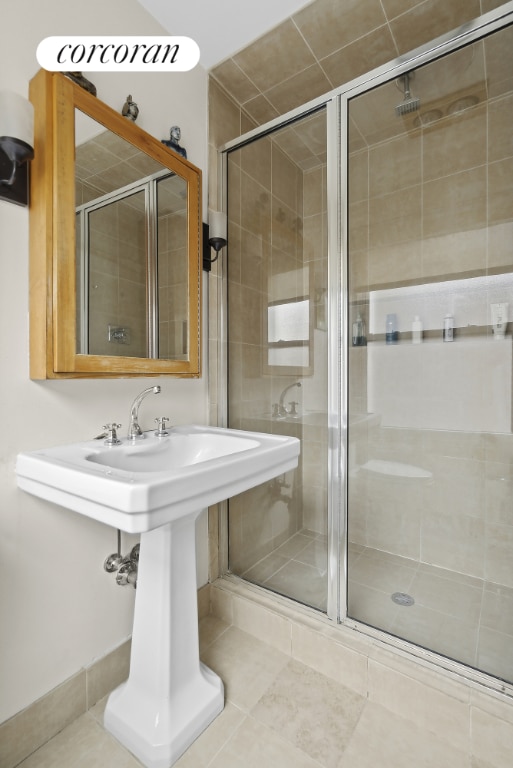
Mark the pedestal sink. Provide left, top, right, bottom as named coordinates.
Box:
left=16, top=425, right=300, bottom=768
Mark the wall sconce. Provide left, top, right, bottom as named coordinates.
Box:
left=205, top=210, right=227, bottom=267
left=0, top=91, right=34, bottom=207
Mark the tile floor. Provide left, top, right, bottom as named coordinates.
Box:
left=18, top=615, right=473, bottom=768
left=240, top=530, right=513, bottom=684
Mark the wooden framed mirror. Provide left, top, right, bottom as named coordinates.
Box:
left=29, top=69, right=202, bottom=378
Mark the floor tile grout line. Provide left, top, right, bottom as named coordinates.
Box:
left=203, top=706, right=248, bottom=768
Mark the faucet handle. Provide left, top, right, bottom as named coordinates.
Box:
left=155, top=417, right=170, bottom=437
left=103, top=423, right=122, bottom=446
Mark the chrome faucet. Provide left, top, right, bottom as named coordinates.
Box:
left=128, top=385, right=161, bottom=440
left=275, top=381, right=301, bottom=418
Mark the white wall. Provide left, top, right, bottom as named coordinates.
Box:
left=0, top=0, right=209, bottom=723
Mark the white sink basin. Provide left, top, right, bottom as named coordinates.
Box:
left=87, top=431, right=260, bottom=472
left=16, top=423, right=299, bottom=768
left=16, top=424, right=300, bottom=533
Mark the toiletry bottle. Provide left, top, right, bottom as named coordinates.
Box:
left=491, top=302, right=508, bottom=340
left=412, top=315, right=423, bottom=344
left=443, top=314, right=454, bottom=342
left=352, top=313, right=366, bottom=346
left=386, top=313, right=398, bottom=344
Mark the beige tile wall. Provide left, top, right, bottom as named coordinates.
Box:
left=210, top=0, right=494, bottom=128
left=349, top=97, right=512, bottom=289
left=348, top=423, right=513, bottom=586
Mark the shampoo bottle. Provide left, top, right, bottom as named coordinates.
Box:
left=412, top=315, right=423, bottom=344
left=352, top=313, right=366, bottom=346
left=385, top=313, right=398, bottom=344
left=491, top=303, right=508, bottom=340
left=443, top=315, right=454, bottom=342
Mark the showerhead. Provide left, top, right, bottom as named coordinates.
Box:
left=395, top=72, right=420, bottom=116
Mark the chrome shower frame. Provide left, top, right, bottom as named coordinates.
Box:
left=215, top=1, right=513, bottom=697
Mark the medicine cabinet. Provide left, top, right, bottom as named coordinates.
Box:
left=28, top=69, right=202, bottom=378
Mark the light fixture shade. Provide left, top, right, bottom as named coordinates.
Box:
left=0, top=91, right=34, bottom=205
left=0, top=91, right=34, bottom=149
left=208, top=210, right=227, bottom=241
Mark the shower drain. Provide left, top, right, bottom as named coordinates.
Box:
left=391, top=592, right=415, bottom=606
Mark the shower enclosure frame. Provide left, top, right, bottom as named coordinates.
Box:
left=215, top=2, right=513, bottom=697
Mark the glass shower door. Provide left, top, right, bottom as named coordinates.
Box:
left=225, top=108, right=330, bottom=612
left=346, top=23, right=513, bottom=684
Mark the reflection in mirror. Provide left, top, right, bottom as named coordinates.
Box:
left=157, top=174, right=188, bottom=360
left=74, top=110, right=189, bottom=360
left=78, top=188, right=147, bottom=356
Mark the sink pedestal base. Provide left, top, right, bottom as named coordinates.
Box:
left=104, top=517, right=224, bottom=768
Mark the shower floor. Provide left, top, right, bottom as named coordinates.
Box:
left=239, top=530, right=513, bottom=685
left=240, top=529, right=328, bottom=611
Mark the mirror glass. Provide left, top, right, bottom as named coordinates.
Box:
left=75, top=111, right=189, bottom=360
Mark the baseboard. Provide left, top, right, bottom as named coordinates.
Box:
left=0, top=583, right=211, bottom=768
